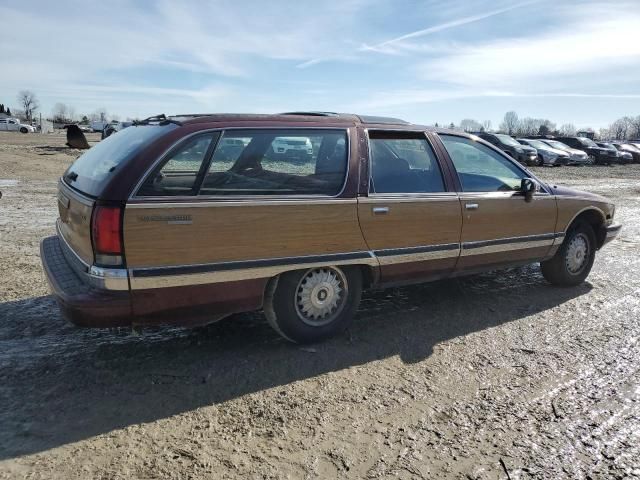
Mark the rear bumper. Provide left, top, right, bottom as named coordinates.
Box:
left=602, top=223, right=622, bottom=247
left=40, top=236, right=133, bottom=327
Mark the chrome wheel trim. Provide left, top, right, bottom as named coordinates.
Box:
left=566, top=233, right=589, bottom=275
left=295, top=267, right=348, bottom=327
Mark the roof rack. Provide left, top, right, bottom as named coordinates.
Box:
left=357, top=115, right=409, bottom=125
left=279, top=111, right=340, bottom=117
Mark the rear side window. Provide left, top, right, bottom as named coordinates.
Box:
left=137, top=133, right=217, bottom=197
left=200, top=129, right=347, bottom=196
left=369, top=134, right=445, bottom=194
left=63, top=124, right=177, bottom=197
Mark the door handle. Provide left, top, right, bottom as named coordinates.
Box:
left=465, top=203, right=479, bottom=210
left=372, top=206, right=389, bottom=215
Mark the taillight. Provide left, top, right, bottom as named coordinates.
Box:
left=92, top=206, right=123, bottom=265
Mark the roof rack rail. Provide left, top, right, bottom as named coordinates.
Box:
left=357, top=115, right=410, bottom=125
left=133, top=114, right=182, bottom=126
left=279, top=111, right=340, bottom=117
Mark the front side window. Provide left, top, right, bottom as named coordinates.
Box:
left=138, top=133, right=216, bottom=196
left=200, top=129, right=347, bottom=196
left=440, top=135, right=526, bottom=192
left=369, top=134, right=445, bottom=194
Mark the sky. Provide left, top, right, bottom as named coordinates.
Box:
left=1, top=0, right=639, bottom=129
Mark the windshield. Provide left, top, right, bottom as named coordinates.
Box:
left=576, top=137, right=598, bottom=148
left=622, top=143, right=640, bottom=153
left=544, top=140, right=570, bottom=151
left=63, top=124, right=176, bottom=197
left=522, top=139, right=547, bottom=149
left=495, top=134, right=521, bottom=147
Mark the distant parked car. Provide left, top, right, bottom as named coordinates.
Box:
left=597, top=142, right=632, bottom=164
left=476, top=132, right=538, bottom=166
left=271, top=136, right=314, bottom=161
left=517, top=138, right=569, bottom=166
left=611, top=142, right=640, bottom=163
left=101, top=121, right=133, bottom=139
left=539, top=139, right=591, bottom=165
left=90, top=121, right=108, bottom=132
left=555, top=136, right=620, bottom=165
left=0, top=117, right=35, bottom=133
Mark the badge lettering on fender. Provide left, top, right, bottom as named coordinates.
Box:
left=138, top=214, right=193, bottom=225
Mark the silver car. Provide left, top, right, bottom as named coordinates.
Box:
left=541, top=139, right=592, bottom=165
left=518, top=138, right=569, bottom=166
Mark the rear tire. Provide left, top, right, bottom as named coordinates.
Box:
left=264, top=266, right=362, bottom=343
left=541, top=223, right=596, bottom=286
left=20, top=127, right=28, bottom=133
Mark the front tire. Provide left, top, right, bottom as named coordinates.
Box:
left=20, top=127, right=28, bottom=133
left=264, top=266, right=362, bottom=343
left=541, top=223, right=596, bottom=286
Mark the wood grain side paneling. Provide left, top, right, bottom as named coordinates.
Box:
left=459, top=195, right=557, bottom=242
left=357, top=197, right=462, bottom=250
left=123, top=201, right=369, bottom=268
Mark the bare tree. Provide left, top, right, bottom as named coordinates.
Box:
left=499, top=111, right=519, bottom=135
left=607, top=117, right=635, bottom=140
left=482, top=120, right=492, bottom=132
left=17, top=90, right=39, bottom=122
left=90, top=108, right=108, bottom=123
left=52, top=103, right=69, bottom=123
left=629, top=115, right=640, bottom=140
left=559, top=123, right=577, bottom=136
left=597, top=127, right=611, bottom=140
left=459, top=118, right=482, bottom=132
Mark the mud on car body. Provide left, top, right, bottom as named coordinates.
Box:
left=41, top=113, right=622, bottom=343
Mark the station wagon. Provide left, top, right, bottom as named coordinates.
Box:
left=41, top=113, right=621, bottom=343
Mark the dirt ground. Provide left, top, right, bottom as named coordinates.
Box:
left=0, top=130, right=639, bottom=479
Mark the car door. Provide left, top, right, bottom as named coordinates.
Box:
left=437, top=134, right=558, bottom=271
left=357, top=131, right=462, bottom=284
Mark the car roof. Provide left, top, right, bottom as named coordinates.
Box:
left=170, top=112, right=440, bottom=131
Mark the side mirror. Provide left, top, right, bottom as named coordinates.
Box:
left=521, top=178, right=538, bottom=202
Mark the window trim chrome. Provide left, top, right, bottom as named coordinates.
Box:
left=130, top=126, right=352, bottom=201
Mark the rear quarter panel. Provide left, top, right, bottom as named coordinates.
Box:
left=56, top=180, right=94, bottom=265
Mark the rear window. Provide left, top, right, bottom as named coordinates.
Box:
left=63, top=124, right=176, bottom=197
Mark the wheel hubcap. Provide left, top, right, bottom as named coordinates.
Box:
left=566, top=233, right=589, bottom=274
left=295, top=268, right=347, bottom=326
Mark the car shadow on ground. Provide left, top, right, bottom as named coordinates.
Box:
left=0, top=265, right=592, bottom=460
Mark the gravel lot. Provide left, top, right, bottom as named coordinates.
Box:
left=1, top=131, right=639, bottom=479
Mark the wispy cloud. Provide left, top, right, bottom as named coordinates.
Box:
left=359, top=0, right=543, bottom=55
left=297, top=0, right=543, bottom=66
left=418, top=8, right=640, bottom=88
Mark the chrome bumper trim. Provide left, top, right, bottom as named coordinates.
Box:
left=605, top=223, right=622, bottom=238
left=87, top=266, right=130, bottom=291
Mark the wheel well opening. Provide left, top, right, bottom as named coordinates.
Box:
left=571, top=209, right=606, bottom=249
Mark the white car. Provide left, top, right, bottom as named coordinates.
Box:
left=541, top=139, right=591, bottom=165
left=272, top=136, right=314, bottom=159
left=0, top=118, right=35, bottom=133
left=517, top=138, right=569, bottom=166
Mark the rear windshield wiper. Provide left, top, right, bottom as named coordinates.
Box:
left=66, top=171, right=78, bottom=182
left=132, top=114, right=182, bottom=127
